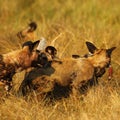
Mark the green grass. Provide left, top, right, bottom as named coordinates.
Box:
left=0, top=0, right=120, bottom=119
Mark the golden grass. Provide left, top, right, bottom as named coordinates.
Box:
left=0, top=0, right=120, bottom=120
left=0, top=85, right=120, bottom=120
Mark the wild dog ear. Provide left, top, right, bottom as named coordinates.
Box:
left=45, top=46, right=57, bottom=56
left=22, top=41, right=33, bottom=48
left=32, top=40, right=41, bottom=51
left=106, top=47, right=116, bottom=57
left=22, top=40, right=40, bottom=52
left=86, top=41, right=98, bottom=54
left=33, top=40, right=40, bottom=48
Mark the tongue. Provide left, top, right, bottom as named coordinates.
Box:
left=108, top=65, right=113, bottom=80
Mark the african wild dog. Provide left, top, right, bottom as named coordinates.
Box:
left=18, top=41, right=116, bottom=98
left=17, top=45, right=59, bottom=96
left=0, top=40, right=40, bottom=92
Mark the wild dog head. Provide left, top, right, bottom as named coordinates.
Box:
left=86, top=41, right=116, bottom=68
left=72, top=42, right=116, bottom=79
left=72, top=41, right=116, bottom=79
left=32, top=46, right=57, bottom=68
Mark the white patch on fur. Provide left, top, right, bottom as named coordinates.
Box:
left=36, top=37, right=47, bottom=51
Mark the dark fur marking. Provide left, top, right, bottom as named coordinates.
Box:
left=72, top=55, right=80, bottom=58
left=18, top=67, right=55, bottom=96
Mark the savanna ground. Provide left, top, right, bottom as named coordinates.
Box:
left=0, top=0, right=120, bottom=120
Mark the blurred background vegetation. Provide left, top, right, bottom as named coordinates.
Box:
left=0, top=0, right=120, bottom=119
left=0, top=0, right=120, bottom=47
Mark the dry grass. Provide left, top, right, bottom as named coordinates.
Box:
left=0, top=84, right=120, bottom=120
left=0, top=0, right=120, bottom=120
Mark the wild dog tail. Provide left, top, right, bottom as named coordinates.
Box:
left=28, top=22, right=37, bottom=32
left=17, top=21, right=37, bottom=40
